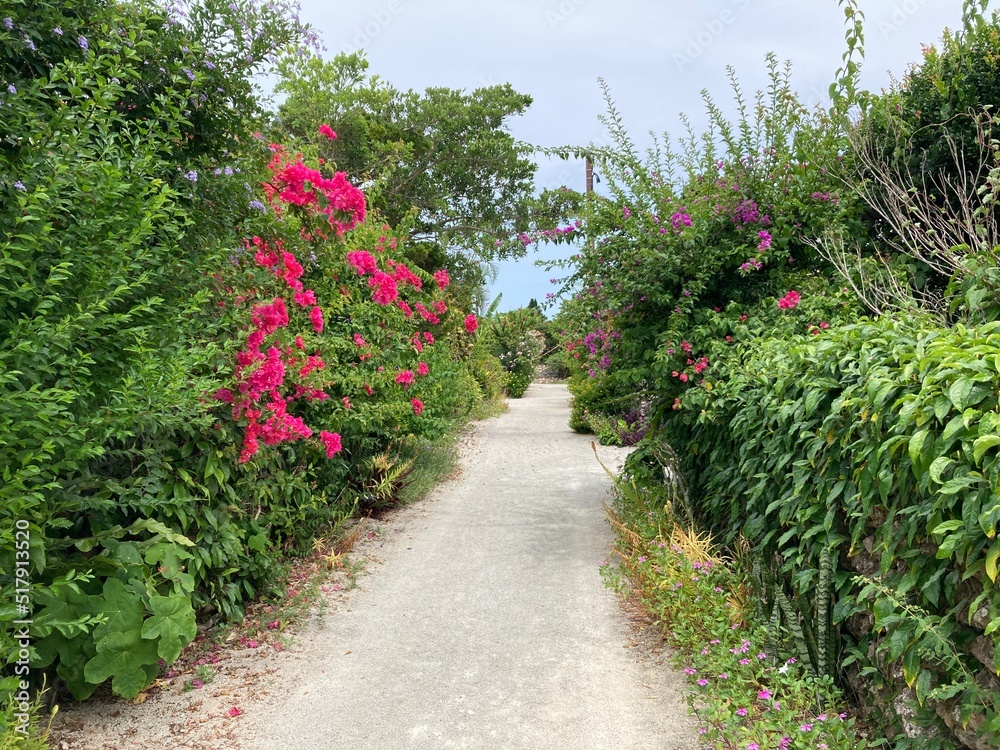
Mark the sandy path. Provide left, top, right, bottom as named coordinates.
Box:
left=55, top=383, right=698, bottom=749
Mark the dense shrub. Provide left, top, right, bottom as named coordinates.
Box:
left=661, top=315, right=1000, bottom=739
left=482, top=307, right=545, bottom=398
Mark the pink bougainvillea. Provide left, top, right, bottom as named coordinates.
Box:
left=346, top=250, right=378, bottom=276
left=293, top=289, right=317, bottom=307
left=368, top=271, right=399, bottom=305
left=216, top=137, right=462, bottom=468
left=310, top=305, right=325, bottom=333
left=777, top=290, right=801, bottom=310
left=265, top=144, right=366, bottom=235
left=391, top=262, right=422, bottom=290
left=319, top=431, right=342, bottom=457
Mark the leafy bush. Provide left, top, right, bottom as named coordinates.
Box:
left=541, top=348, right=571, bottom=379
left=483, top=307, right=545, bottom=398
left=659, top=315, right=1000, bottom=739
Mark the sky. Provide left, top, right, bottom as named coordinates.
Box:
left=295, top=0, right=966, bottom=313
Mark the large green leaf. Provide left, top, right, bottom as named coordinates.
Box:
left=973, top=435, right=1000, bottom=463
left=928, top=456, right=954, bottom=484
left=948, top=377, right=974, bottom=411
left=91, top=578, right=144, bottom=642
left=141, top=595, right=196, bottom=663
left=908, top=429, right=932, bottom=477
left=985, top=540, right=1000, bottom=582
left=84, top=629, right=160, bottom=699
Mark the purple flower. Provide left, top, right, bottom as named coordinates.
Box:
left=6, top=85, right=14, bottom=94
left=13, top=181, right=26, bottom=191
left=696, top=678, right=709, bottom=686
left=78, top=35, right=88, bottom=50
left=3, top=17, right=11, bottom=29
left=184, top=170, right=198, bottom=182
left=248, top=200, right=266, bottom=212
left=757, top=690, right=771, bottom=700
left=736, top=708, right=747, bottom=716
left=53, top=26, right=62, bottom=35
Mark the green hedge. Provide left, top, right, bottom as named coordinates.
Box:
left=654, top=314, right=1000, bottom=738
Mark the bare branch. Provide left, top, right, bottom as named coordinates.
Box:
left=814, top=109, right=1000, bottom=316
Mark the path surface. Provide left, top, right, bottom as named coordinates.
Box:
left=234, top=383, right=697, bottom=749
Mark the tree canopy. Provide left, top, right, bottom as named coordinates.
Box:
left=273, top=52, right=538, bottom=263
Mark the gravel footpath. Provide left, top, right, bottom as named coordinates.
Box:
left=54, top=383, right=699, bottom=749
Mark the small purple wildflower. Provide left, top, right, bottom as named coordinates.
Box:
left=78, top=35, right=88, bottom=50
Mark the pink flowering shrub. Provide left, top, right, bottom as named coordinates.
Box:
left=214, top=143, right=465, bottom=469
left=777, top=290, right=800, bottom=310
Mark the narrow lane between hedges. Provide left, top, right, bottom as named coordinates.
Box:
left=230, top=383, right=697, bottom=749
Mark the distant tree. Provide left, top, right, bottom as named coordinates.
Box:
left=272, top=52, right=538, bottom=265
